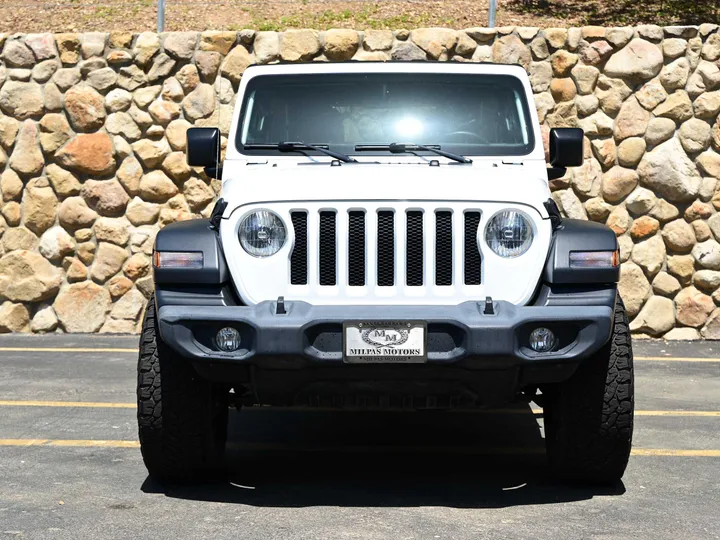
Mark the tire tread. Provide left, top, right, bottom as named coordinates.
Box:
left=137, top=295, right=228, bottom=482
left=544, top=295, right=634, bottom=484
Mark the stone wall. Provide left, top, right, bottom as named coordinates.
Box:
left=0, top=26, right=720, bottom=337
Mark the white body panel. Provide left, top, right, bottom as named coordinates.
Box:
left=217, top=62, right=554, bottom=307
left=222, top=200, right=552, bottom=306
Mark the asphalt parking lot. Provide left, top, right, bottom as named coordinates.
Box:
left=0, top=335, right=718, bottom=540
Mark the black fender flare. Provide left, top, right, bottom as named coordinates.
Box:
left=542, top=219, right=620, bottom=285
left=153, top=218, right=229, bottom=285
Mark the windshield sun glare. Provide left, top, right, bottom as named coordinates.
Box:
left=237, top=73, right=535, bottom=158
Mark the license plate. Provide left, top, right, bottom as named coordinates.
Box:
left=343, top=321, right=427, bottom=363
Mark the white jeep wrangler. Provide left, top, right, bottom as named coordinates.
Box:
left=138, top=62, right=634, bottom=484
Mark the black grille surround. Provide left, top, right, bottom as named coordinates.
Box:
left=348, top=211, right=365, bottom=286
left=377, top=211, right=395, bottom=286
left=406, top=211, right=424, bottom=286
left=319, top=211, right=336, bottom=286
left=464, top=212, right=482, bottom=285
left=290, top=212, right=307, bottom=285
left=435, top=211, right=453, bottom=286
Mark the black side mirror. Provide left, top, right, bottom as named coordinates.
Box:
left=187, top=127, right=221, bottom=178
left=549, top=128, right=584, bottom=168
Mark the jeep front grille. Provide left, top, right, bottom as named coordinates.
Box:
left=289, top=207, right=482, bottom=288
left=290, top=211, right=308, bottom=285
left=318, top=211, right=336, bottom=286
left=348, top=211, right=365, bottom=286
left=406, top=211, right=423, bottom=286
left=435, top=211, right=453, bottom=286
left=377, top=211, right=395, bottom=286
left=464, top=211, right=482, bottom=285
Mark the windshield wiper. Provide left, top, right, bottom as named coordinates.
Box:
left=244, top=142, right=357, bottom=163
left=355, top=143, right=472, bottom=164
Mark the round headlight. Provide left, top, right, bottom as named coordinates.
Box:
left=239, top=210, right=286, bottom=257
left=485, top=210, right=533, bottom=258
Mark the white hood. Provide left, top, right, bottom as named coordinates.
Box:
left=220, top=161, right=552, bottom=219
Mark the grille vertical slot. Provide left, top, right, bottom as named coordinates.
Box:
left=290, top=211, right=307, bottom=285
left=348, top=211, right=365, bottom=286
left=464, top=211, right=482, bottom=285
left=406, top=211, right=423, bottom=286
left=377, top=211, right=395, bottom=286
left=319, top=211, right=336, bottom=286
left=435, top=211, right=453, bottom=286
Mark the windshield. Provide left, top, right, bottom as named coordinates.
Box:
left=236, top=73, right=535, bottom=157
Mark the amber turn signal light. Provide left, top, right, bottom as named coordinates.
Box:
left=152, top=251, right=204, bottom=269
left=568, top=250, right=620, bottom=268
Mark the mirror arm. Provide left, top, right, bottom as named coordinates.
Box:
left=204, top=166, right=223, bottom=179
left=547, top=166, right=567, bottom=181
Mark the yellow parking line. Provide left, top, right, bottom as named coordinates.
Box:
left=0, top=400, right=718, bottom=417
left=634, top=410, right=720, bottom=417
left=0, top=439, right=50, bottom=446
left=632, top=449, right=720, bottom=457
left=0, top=439, right=140, bottom=448
left=48, top=440, right=141, bottom=448
left=635, top=356, right=719, bottom=362
left=0, top=400, right=136, bottom=408
left=0, top=439, right=719, bottom=456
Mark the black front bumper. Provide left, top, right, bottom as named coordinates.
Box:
left=157, top=287, right=616, bottom=369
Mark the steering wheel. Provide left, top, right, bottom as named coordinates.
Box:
left=443, top=130, right=489, bottom=143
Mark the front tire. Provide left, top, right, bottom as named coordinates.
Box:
left=137, top=294, right=229, bottom=483
left=543, top=295, right=634, bottom=484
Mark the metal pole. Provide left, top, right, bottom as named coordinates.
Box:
left=488, top=0, right=497, bottom=28
left=157, top=0, right=165, bottom=32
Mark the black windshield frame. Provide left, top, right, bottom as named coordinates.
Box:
left=235, top=72, right=536, bottom=158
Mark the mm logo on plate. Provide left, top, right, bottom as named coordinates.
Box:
left=344, top=321, right=427, bottom=363
left=361, top=327, right=410, bottom=348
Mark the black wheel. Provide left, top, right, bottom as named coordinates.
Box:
left=543, top=295, right=634, bottom=484
left=137, top=294, right=229, bottom=483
